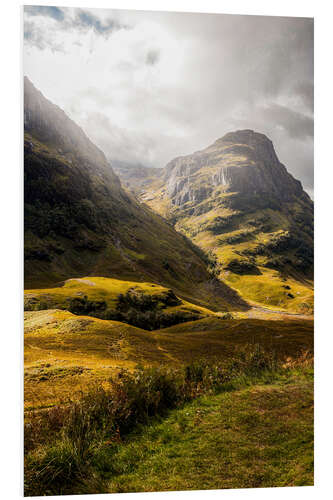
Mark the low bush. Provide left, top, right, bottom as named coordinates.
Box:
left=225, top=258, right=261, bottom=275
left=217, top=312, right=234, bottom=320
left=103, top=289, right=197, bottom=330
left=67, top=295, right=107, bottom=315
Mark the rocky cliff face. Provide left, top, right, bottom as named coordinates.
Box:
left=163, top=130, right=305, bottom=206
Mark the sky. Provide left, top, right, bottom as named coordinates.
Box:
left=23, top=6, right=314, bottom=198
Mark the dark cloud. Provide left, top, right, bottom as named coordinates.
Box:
left=293, top=82, right=314, bottom=112
left=146, top=49, right=160, bottom=66
left=260, top=104, right=313, bottom=140
left=74, top=9, right=126, bottom=35
left=24, top=6, right=65, bottom=22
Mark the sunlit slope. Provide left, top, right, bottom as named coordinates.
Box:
left=24, top=308, right=167, bottom=410
left=24, top=305, right=313, bottom=411
left=139, top=130, right=313, bottom=313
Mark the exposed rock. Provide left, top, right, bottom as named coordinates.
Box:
left=163, top=129, right=305, bottom=206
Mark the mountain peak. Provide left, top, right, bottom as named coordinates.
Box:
left=162, top=129, right=305, bottom=206
left=24, top=77, right=118, bottom=182
left=217, top=129, right=271, bottom=145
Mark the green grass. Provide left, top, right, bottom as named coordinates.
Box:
left=24, top=353, right=313, bottom=495
left=223, top=267, right=314, bottom=313
left=25, top=277, right=171, bottom=310
left=108, top=377, right=313, bottom=492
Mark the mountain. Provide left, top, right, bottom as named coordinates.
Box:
left=111, top=160, right=162, bottom=195
left=136, top=130, right=314, bottom=313
left=24, top=77, right=247, bottom=311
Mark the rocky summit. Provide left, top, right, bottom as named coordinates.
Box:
left=164, top=129, right=304, bottom=205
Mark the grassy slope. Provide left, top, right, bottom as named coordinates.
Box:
left=146, top=199, right=314, bottom=314
left=154, top=316, right=313, bottom=363
left=24, top=308, right=165, bottom=410
left=108, top=373, right=313, bottom=492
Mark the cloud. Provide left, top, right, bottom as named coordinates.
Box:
left=146, top=49, right=160, bottom=66
left=23, top=8, right=314, bottom=195
left=24, top=6, right=65, bottom=22
left=73, top=9, right=127, bottom=35
left=24, top=20, right=65, bottom=53
left=23, top=6, right=130, bottom=51
left=260, top=104, right=313, bottom=140
left=293, top=82, right=314, bottom=112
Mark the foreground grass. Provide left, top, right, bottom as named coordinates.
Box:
left=24, top=349, right=313, bottom=496
left=108, top=376, right=313, bottom=492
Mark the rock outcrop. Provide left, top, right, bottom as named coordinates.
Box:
left=163, top=130, right=305, bottom=206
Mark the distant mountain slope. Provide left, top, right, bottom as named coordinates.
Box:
left=111, top=159, right=162, bottom=195
left=24, top=77, right=247, bottom=311
left=139, top=130, right=314, bottom=313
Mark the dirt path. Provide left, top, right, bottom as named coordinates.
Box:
left=247, top=305, right=313, bottom=321
left=156, top=343, right=178, bottom=364
left=67, top=278, right=96, bottom=286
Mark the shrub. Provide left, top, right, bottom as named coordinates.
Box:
left=67, top=295, right=107, bottom=315
left=225, top=258, right=261, bottom=275
left=24, top=438, right=86, bottom=497
left=106, top=288, right=193, bottom=330
left=217, top=312, right=234, bottom=320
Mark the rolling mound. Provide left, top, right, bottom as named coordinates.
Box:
left=25, top=306, right=313, bottom=411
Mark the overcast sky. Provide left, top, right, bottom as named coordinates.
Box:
left=23, top=6, right=314, bottom=197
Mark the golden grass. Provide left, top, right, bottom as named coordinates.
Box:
left=24, top=306, right=313, bottom=412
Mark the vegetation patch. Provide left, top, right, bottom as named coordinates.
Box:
left=225, top=258, right=261, bottom=275
left=24, top=278, right=207, bottom=330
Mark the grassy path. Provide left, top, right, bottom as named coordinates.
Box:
left=105, top=376, right=313, bottom=493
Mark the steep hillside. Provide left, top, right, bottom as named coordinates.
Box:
left=139, top=130, right=314, bottom=313
left=24, top=78, right=246, bottom=311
